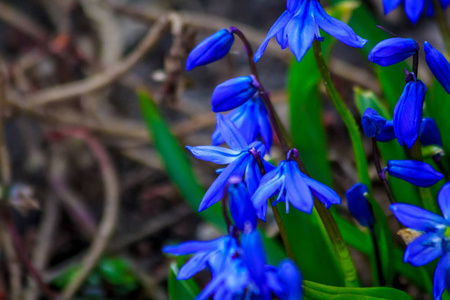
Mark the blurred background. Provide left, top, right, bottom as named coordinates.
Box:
left=0, top=0, right=445, bottom=299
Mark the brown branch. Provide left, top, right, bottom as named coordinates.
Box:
left=18, top=16, right=170, bottom=107
left=50, top=129, right=120, bottom=300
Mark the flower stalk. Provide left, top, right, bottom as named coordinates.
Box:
left=431, top=0, right=450, bottom=53
left=372, top=138, right=396, bottom=204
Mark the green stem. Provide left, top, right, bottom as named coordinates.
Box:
left=432, top=0, right=450, bottom=53
left=313, top=41, right=371, bottom=188
left=313, top=40, right=373, bottom=287
left=409, top=140, right=440, bottom=213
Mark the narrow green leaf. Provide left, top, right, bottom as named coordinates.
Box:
left=168, top=259, right=200, bottom=300
left=304, top=280, right=413, bottom=300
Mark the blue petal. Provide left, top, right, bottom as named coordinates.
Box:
left=405, top=0, right=426, bottom=24
left=178, top=252, right=212, bottom=279
left=376, top=121, right=396, bottom=142
left=312, top=0, right=368, bottom=48
left=242, top=231, right=267, bottom=289
left=433, top=254, right=450, bottom=300
left=199, top=154, right=250, bottom=211
left=216, top=114, right=249, bottom=151
left=383, top=0, right=402, bottom=14
left=195, top=271, right=227, bottom=300
left=284, top=161, right=314, bottom=214
left=361, top=108, right=387, bottom=137
left=211, top=77, right=258, bottom=112
left=186, top=29, right=235, bottom=71
left=255, top=11, right=293, bottom=62
left=255, top=100, right=273, bottom=152
left=229, top=183, right=257, bottom=231
left=186, top=145, right=240, bottom=164
left=251, top=167, right=283, bottom=220
left=302, top=174, right=341, bottom=208
left=438, top=182, right=450, bottom=220
left=424, top=41, right=450, bottom=94
left=277, top=259, right=303, bottom=300
left=387, top=160, right=443, bottom=187
left=163, top=238, right=225, bottom=255
left=420, top=118, right=443, bottom=147
left=390, top=203, right=447, bottom=231
left=346, top=183, right=375, bottom=228
left=368, top=38, right=418, bottom=67
left=393, top=80, right=427, bottom=148
left=212, top=106, right=248, bottom=146
left=286, top=4, right=316, bottom=62
left=403, top=232, right=443, bottom=266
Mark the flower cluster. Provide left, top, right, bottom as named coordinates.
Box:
left=382, top=0, right=450, bottom=24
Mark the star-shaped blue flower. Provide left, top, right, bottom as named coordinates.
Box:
left=251, top=152, right=340, bottom=219
left=186, top=114, right=271, bottom=211
left=255, top=0, right=367, bottom=63
left=391, top=182, right=450, bottom=300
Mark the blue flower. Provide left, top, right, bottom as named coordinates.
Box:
left=361, top=108, right=387, bottom=138
left=386, top=160, right=443, bottom=187
left=368, top=38, right=418, bottom=67
left=346, top=183, right=375, bottom=228
left=254, top=0, right=367, bottom=63
left=377, top=120, right=396, bottom=142
left=163, top=235, right=239, bottom=279
left=228, top=181, right=258, bottom=232
left=186, top=114, right=269, bottom=211
left=420, top=118, right=443, bottom=147
left=424, top=41, right=450, bottom=94
left=382, top=0, right=449, bottom=24
left=212, top=98, right=272, bottom=153
left=393, top=78, right=427, bottom=148
left=186, top=29, right=235, bottom=71
left=251, top=156, right=340, bottom=219
left=211, top=76, right=259, bottom=112
left=273, top=259, right=303, bottom=300
left=390, top=182, right=450, bottom=299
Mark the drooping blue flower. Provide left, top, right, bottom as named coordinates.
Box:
left=254, top=0, right=367, bottom=63
left=211, top=76, right=258, bottom=112
left=346, top=183, right=375, bottom=228
left=382, top=0, right=449, bottom=24
left=390, top=182, right=450, bottom=299
left=228, top=181, right=258, bottom=232
left=386, top=160, right=443, bottom=187
left=212, top=98, right=272, bottom=152
left=368, top=38, right=418, bottom=66
left=361, top=108, right=387, bottom=138
left=186, top=114, right=269, bottom=211
left=377, top=120, right=396, bottom=142
left=420, top=118, right=443, bottom=147
left=273, top=259, right=303, bottom=300
left=424, top=41, right=450, bottom=94
left=251, top=155, right=340, bottom=219
left=393, top=78, right=427, bottom=148
left=186, top=29, right=235, bottom=71
left=163, top=235, right=239, bottom=279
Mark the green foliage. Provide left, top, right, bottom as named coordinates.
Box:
left=168, top=258, right=200, bottom=300
left=303, top=280, right=414, bottom=300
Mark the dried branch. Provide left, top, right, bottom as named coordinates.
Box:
left=50, top=129, right=120, bottom=300
left=18, top=16, right=170, bottom=107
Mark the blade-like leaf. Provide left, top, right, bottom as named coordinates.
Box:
left=169, top=258, right=200, bottom=300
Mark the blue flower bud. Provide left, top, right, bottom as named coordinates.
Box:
left=424, top=41, right=450, bottom=94
left=186, top=29, right=234, bottom=71
left=393, top=79, right=427, bottom=148
left=277, top=259, right=303, bottom=300
left=228, top=181, right=257, bottom=232
left=346, top=183, right=375, bottom=228
left=377, top=121, right=396, bottom=142
left=368, top=38, right=418, bottom=67
left=361, top=108, right=387, bottom=137
left=420, top=118, right=443, bottom=147
left=242, top=230, right=267, bottom=289
left=386, top=160, right=443, bottom=187
left=211, top=76, right=258, bottom=112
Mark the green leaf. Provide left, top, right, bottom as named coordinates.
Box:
left=168, top=258, right=200, bottom=300
left=137, top=90, right=285, bottom=265
left=303, top=280, right=413, bottom=300
left=99, top=257, right=138, bottom=291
